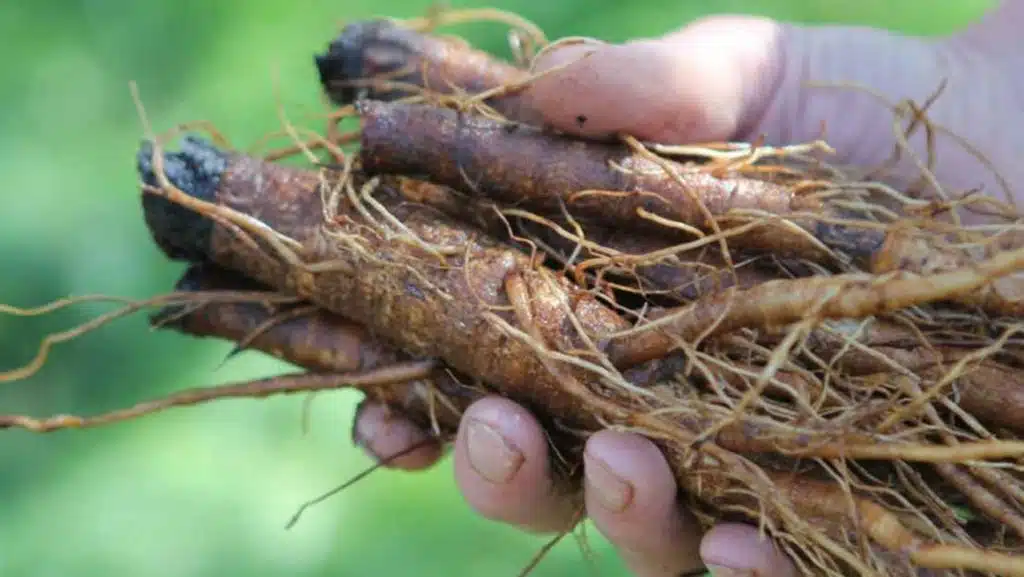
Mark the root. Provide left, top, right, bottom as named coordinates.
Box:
left=284, top=437, right=438, bottom=530
left=0, top=362, right=437, bottom=432
left=0, top=290, right=299, bottom=383
left=4, top=14, right=1021, bottom=577
left=608, top=250, right=1024, bottom=368
left=934, top=463, right=1024, bottom=541
left=766, top=472, right=1024, bottom=577
left=356, top=99, right=834, bottom=263
left=323, top=21, right=1024, bottom=318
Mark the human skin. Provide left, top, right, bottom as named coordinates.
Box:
left=352, top=2, right=1023, bottom=576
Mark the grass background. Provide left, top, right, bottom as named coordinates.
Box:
left=0, top=1, right=995, bottom=575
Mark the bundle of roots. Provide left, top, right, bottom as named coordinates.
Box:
left=4, top=9, right=1024, bottom=577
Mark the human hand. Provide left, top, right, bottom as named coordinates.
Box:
left=522, top=1, right=1022, bottom=210
left=354, top=395, right=791, bottom=577
left=354, top=3, right=1022, bottom=576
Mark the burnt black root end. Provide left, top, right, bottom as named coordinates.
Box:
left=137, top=135, right=227, bottom=263
left=172, top=262, right=271, bottom=293
left=315, top=19, right=422, bottom=105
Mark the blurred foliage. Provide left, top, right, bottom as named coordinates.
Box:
left=0, top=0, right=995, bottom=576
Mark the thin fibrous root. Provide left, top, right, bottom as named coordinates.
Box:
left=764, top=471, right=1024, bottom=577
left=0, top=290, right=300, bottom=383
left=0, top=361, right=437, bottom=433
left=607, top=249, right=1024, bottom=368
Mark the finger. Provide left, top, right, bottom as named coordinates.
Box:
left=582, top=430, right=704, bottom=577
left=352, top=400, right=444, bottom=471
left=524, top=16, right=784, bottom=143
left=701, top=523, right=797, bottom=577
left=753, top=23, right=1022, bottom=205
left=452, top=396, right=580, bottom=533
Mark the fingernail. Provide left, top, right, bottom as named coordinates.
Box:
left=585, top=454, right=633, bottom=512
left=706, top=565, right=753, bottom=577
left=351, top=401, right=377, bottom=451
left=466, top=418, right=524, bottom=483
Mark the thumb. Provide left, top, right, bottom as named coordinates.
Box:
left=523, top=12, right=1020, bottom=203
left=522, top=15, right=783, bottom=144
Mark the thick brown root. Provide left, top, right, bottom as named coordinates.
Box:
left=4, top=13, right=1022, bottom=576
left=607, top=254, right=1024, bottom=368
left=321, top=20, right=1024, bottom=319
left=128, top=136, right=1024, bottom=576
left=152, top=262, right=480, bottom=437
left=0, top=363, right=438, bottom=433
left=356, top=99, right=833, bottom=262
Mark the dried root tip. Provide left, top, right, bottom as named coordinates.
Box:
left=137, top=136, right=226, bottom=262
left=138, top=137, right=319, bottom=272
left=315, top=19, right=538, bottom=123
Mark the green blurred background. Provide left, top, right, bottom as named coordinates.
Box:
left=0, top=1, right=995, bottom=576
